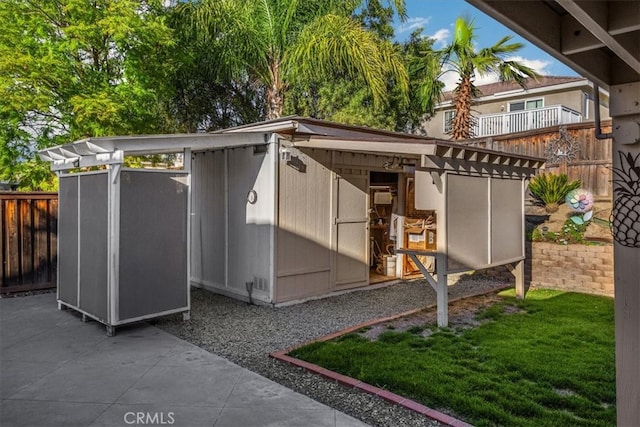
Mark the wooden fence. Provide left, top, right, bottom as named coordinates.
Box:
left=1, top=192, right=58, bottom=293
left=465, top=121, right=613, bottom=198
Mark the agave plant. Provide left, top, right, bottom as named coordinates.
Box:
left=528, top=173, right=581, bottom=213
left=611, top=151, right=640, bottom=247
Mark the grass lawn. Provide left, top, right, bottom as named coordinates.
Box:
left=290, top=290, right=615, bottom=427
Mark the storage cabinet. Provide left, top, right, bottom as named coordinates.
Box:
left=57, top=169, right=190, bottom=335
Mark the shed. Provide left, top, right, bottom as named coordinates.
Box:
left=40, top=117, right=544, bottom=333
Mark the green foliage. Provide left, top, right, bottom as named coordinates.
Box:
left=528, top=173, right=581, bottom=210
left=560, top=219, right=588, bottom=244
left=285, top=11, right=438, bottom=132
left=177, top=0, right=409, bottom=120
left=291, top=290, right=615, bottom=426
left=533, top=219, right=588, bottom=245
left=0, top=0, right=176, bottom=190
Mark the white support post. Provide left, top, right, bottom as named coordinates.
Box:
left=108, top=163, right=122, bottom=328
left=610, top=81, right=640, bottom=427
left=184, top=148, right=192, bottom=322
left=435, top=253, right=448, bottom=327
left=508, top=260, right=525, bottom=299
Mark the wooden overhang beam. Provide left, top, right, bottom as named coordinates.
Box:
left=422, top=142, right=543, bottom=178
left=420, top=157, right=539, bottom=178
left=557, top=0, right=640, bottom=72
left=466, top=0, right=640, bottom=88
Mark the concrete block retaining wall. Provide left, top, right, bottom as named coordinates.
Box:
left=482, top=242, right=614, bottom=297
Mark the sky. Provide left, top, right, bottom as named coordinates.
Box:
left=397, top=0, right=580, bottom=90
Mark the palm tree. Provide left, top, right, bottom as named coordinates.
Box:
left=178, top=0, right=408, bottom=120
left=414, top=17, right=539, bottom=140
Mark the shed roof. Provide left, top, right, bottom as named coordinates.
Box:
left=39, top=116, right=545, bottom=172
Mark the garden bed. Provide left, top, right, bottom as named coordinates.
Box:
left=289, top=289, right=616, bottom=427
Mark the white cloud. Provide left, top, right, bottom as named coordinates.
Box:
left=504, top=56, right=553, bottom=76
left=396, top=17, right=431, bottom=34
left=429, top=28, right=450, bottom=48
left=439, top=56, right=553, bottom=91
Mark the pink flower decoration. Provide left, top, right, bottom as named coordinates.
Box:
left=566, top=188, right=594, bottom=212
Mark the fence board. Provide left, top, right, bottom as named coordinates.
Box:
left=20, top=200, right=33, bottom=285
left=1, top=192, right=58, bottom=293
left=466, top=122, right=613, bottom=197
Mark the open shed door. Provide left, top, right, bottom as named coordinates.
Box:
left=333, top=174, right=369, bottom=288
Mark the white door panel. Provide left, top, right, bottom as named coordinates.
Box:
left=333, top=174, right=369, bottom=288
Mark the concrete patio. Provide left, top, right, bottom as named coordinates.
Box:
left=0, top=293, right=368, bottom=427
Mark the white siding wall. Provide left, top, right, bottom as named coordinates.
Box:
left=191, top=144, right=275, bottom=303
left=276, top=148, right=333, bottom=302
left=228, top=146, right=275, bottom=300
left=276, top=148, right=405, bottom=302
left=191, top=151, right=226, bottom=287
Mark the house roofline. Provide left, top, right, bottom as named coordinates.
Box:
left=436, top=78, right=608, bottom=110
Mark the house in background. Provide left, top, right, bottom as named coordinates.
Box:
left=422, top=76, right=610, bottom=139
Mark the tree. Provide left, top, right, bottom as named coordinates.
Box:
left=165, top=8, right=266, bottom=132
left=0, top=0, right=175, bottom=190
left=285, top=3, right=436, bottom=133
left=178, top=0, right=409, bottom=120
left=414, top=16, right=538, bottom=140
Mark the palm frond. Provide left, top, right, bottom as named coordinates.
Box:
left=287, top=14, right=407, bottom=109
left=179, top=0, right=271, bottom=85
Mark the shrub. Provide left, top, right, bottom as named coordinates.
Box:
left=528, top=173, right=581, bottom=213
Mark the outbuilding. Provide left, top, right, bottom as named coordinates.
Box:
left=40, top=117, right=543, bottom=333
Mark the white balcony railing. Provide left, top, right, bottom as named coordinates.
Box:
left=471, top=105, right=583, bottom=137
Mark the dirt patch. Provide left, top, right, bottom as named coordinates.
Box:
left=360, top=292, right=515, bottom=340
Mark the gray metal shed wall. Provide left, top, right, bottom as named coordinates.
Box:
left=490, top=178, right=524, bottom=263
left=78, top=173, right=109, bottom=321
left=58, top=175, right=78, bottom=306
left=118, top=170, right=188, bottom=321
left=447, top=175, right=489, bottom=271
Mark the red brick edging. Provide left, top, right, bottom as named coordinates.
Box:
left=270, top=351, right=472, bottom=427
left=268, top=285, right=510, bottom=427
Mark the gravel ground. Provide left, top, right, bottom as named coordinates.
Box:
left=154, top=274, right=511, bottom=427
